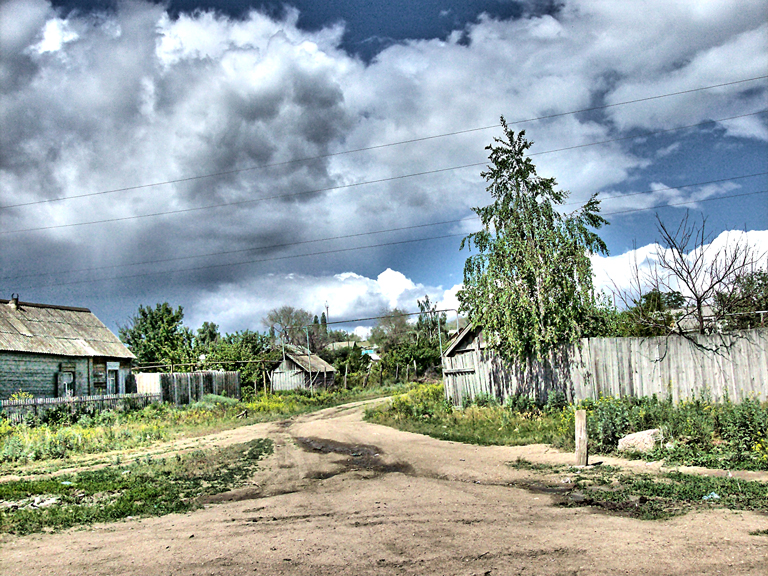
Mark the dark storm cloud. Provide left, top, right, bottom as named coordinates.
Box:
left=1, top=0, right=765, bottom=333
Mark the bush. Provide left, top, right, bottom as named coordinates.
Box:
left=390, top=383, right=448, bottom=418
left=188, top=394, right=240, bottom=411
left=545, top=390, right=568, bottom=413
left=505, top=394, right=539, bottom=414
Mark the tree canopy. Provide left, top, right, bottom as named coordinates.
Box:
left=458, top=119, right=608, bottom=362
left=262, top=306, right=313, bottom=347
left=369, top=308, right=411, bottom=352
left=614, top=213, right=763, bottom=336
left=717, top=268, right=768, bottom=330
left=118, top=302, right=193, bottom=369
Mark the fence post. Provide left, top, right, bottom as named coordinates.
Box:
left=575, top=409, right=588, bottom=466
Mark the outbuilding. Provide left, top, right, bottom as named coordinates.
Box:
left=270, top=345, right=336, bottom=391
left=0, top=296, right=135, bottom=400
left=441, top=325, right=563, bottom=406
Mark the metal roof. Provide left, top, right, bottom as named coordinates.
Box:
left=283, top=345, right=336, bottom=373
left=0, top=299, right=135, bottom=359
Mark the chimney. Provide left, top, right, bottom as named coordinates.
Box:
left=8, top=293, right=19, bottom=310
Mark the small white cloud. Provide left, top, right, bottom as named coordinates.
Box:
left=376, top=268, right=416, bottom=308
left=33, top=18, right=78, bottom=53
left=353, top=326, right=372, bottom=339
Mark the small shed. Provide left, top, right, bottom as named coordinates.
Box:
left=441, top=325, right=562, bottom=406
left=0, top=296, right=135, bottom=400
left=442, top=325, right=487, bottom=406
left=271, top=345, right=336, bottom=391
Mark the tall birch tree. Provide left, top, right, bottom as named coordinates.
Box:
left=458, top=118, right=608, bottom=362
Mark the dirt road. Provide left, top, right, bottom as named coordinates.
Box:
left=2, top=401, right=766, bottom=575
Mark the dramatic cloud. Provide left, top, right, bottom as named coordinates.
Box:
left=1, top=0, right=765, bottom=332
left=185, top=267, right=457, bottom=334
left=591, top=229, right=768, bottom=298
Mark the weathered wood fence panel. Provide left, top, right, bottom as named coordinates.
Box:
left=443, top=329, right=768, bottom=405
left=0, top=393, right=161, bottom=423
left=134, top=371, right=240, bottom=405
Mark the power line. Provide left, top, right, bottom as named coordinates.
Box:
left=3, top=110, right=764, bottom=236
left=3, top=171, right=765, bottom=282
left=12, top=187, right=768, bottom=292
left=1, top=218, right=469, bottom=280
left=2, top=75, right=765, bottom=210
left=314, top=309, right=456, bottom=327
left=11, top=233, right=468, bottom=290
left=566, top=171, right=767, bottom=206
left=601, top=188, right=768, bottom=216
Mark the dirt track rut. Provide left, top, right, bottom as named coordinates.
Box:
left=1, top=400, right=766, bottom=575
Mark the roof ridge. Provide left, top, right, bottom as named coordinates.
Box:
left=0, top=299, right=91, bottom=313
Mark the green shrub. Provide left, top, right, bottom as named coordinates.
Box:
left=390, top=383, right=448, bottom=418
left=505, top=394, right=539, bottom=414
left=544, top=390, right=568, bottom=413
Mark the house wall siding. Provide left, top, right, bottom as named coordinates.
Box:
left=271, top=358, right=308, bottom=391
left=0, top=352, right=89, bottom=400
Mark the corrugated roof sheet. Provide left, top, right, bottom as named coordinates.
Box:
left=284, top=345, right=336, bottom=373
left=0, top=299, right=135, bottom=359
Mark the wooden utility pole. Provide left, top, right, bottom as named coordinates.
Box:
left=262, top=370, right=267, bottom=396
left=575, top=409, right=588, bottom=466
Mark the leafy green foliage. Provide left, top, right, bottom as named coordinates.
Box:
left=320, top=344, right=370, bottom=375
left=1, top=384, right=410, bottom=465
left=202, top=330, right=278, bottom=389
left=368, top=299, right=449, bottom=382
left=119, top=303, right=194, bottom=369
left=262, top=306, right=313, bottom=347
left=368, top=384, right=768, bottom=471
left=459, top=119, right=608, bottom=362
left=369, top=307, right=412, bottom=352
left=195, top=321, right=220, bottom=349
left=555, top=396, right=768, bottom=470
left=366, top=383, right=560, bottom=446
left=716, top=268, right=768, bottom=330
left=613, top=290, right=688, bottom=337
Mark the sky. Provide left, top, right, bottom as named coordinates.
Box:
left=1, top=0, right=767, bottom=338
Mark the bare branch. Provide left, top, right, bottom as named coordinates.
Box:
left=611, top=211, right=764, bottom=340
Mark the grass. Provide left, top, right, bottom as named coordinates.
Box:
left=0, top=438, right=273, bottom=535
left=0, top=383, right=410, bottom=467
left=367, top=403, right=560, bottom=446
left=509, top=458, right=768, bottom=520
left=365, top=383, right=768, bottom=471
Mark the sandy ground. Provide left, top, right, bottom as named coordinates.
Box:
left=1, top=400, right=767, bottom=576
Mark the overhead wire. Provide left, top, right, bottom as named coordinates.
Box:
left=12, top=187, right=768, bottom=292
left=2, top=75, right=765, bottom=210
left=2, top=110, right=764, bottom=236
left=3, top=171, right=766, bottom=282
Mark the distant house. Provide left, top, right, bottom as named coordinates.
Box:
left=0, top=296, right=135, bottom=400
left=324, top=340, right=380, bottom=361
left=270, top=345, right=336, bottom=391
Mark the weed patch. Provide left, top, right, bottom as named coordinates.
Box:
left=1, top=384, right=408, bottom=466
left=508, top=458, right=768, bottom=520
left=367, top=383, right=768, bottom=471
left=0, top=438, right=273, bottom=535
left=366, top=385, right=559, bottom=447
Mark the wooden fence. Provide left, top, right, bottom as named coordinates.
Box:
left=443, top=328, right=768, bottom=405
left=134, top=371, right=240, bottom=405
left=0, top=393, right=161, bottom=423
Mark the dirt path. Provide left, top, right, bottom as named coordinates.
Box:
left=1, top=401, right=766, bottom=575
